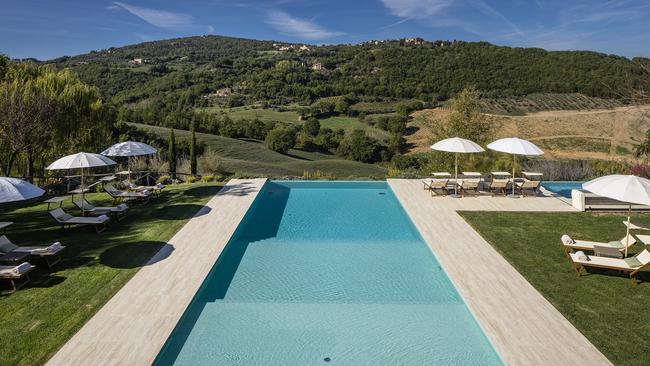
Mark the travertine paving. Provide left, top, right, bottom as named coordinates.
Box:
left=388, top=179, right=611, bottom=366
left=46, top=179, right=266, bottom=366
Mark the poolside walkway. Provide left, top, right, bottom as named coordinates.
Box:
left=388, top=179, right=612, bottom=366
left=46, top=179, right=267, bottom=366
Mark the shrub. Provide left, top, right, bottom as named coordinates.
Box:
left=265, top=125, right=297, bottom=154
left=198, top=148, right=228, bottom=176
left=186, top=176, right=197, bottom=183
left=157, top=175, right=171, bottom=184
left=202, top=175, right=215, bottom=182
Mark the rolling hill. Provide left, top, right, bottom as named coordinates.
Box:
left=129, top=123, right=388, bottom=178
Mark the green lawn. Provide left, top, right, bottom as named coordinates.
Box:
left=131, top=123, right=388, bottom=178
left=460, top=211, right=650, bottom=366
left=0, top=183, right=222, bottom=366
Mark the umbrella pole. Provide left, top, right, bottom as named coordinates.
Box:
left=625, top=204, right=632, bottom=257
left=81, top=168, right=85, bottom=215
left=455, top=152, right=459, bottom=197
left=508, top=154, right=518, bottom=198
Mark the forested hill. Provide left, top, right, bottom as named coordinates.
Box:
left=49, top=35, right=648, bottom=112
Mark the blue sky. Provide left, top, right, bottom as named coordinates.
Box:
left=1, top=0, right=649, bottom=60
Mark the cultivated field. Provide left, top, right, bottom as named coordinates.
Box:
left=408, top=105, right=650, bottom=160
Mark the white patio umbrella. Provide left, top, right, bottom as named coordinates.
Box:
left=487, top=137, right=544, bottom=198
left=46, top=152, right=117, bottom=214
left=101, top=141, right=157, bottom=183
left=0, top=177, right=45, bottom=203
left=583, top=175, right=650, bottom=256
left=431, top=137, right=485, bottom=198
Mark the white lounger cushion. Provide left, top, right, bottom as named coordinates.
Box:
left=0, top=263, right=34, bottom=276
left=15, top=242, right=64, bottom=255
left=562, top=235, right=636, bottom=250
left=570, top=249, right=650, bottom=269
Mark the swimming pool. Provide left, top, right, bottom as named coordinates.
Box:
left=155, top=181, right=502, bottom=365
left=541, top=181, right=584, bottom=198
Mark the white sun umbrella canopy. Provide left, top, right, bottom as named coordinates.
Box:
left=101, top=141, right=157, bottom=182
left=431, top=137, right=485, bottom=197
left=0, top=177, right=45, bottom=203
left=583, top=175, right=650, bottom=256
left=46, top=152, right=117, bottom=214
left=487, top=137, right=544, bottom=198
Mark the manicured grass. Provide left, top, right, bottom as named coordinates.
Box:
left=460, top=211, right=650, bottom=366
left=131, top=123, right=388, bottom=178
left=0, top=183, right=222, bottom=366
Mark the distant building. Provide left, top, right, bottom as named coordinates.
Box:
left=130, top=58, right=143, bottom=65
left=214, top=87, right=232, bottom=97
left=401, top=37, right=425, bottom=46
left=311, top=62, right=323, bottom=71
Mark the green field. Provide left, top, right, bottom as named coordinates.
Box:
left=0, top=183, right=221, bottom=365
left=461, top=211, right=650, bottom=366
left=198, top=106, right=302, bottom=124
left=197, top=106, right=390, bottom=141
left=131, top=123, right=388, bottom=178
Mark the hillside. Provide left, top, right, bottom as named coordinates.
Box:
left=408, top=105, right=650, bottom=160
left=47, top=35, right=649, bottom=129
left=129, top=123, right=388, bottom=178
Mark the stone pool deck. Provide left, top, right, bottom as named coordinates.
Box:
left=46, top=179, right=267, bottom=366
left=388, top=179, right=612, bottom=366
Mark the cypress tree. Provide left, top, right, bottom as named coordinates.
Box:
left=190, top=119, right=197, bottom=175
left=169, top=128, right=177, bottom=179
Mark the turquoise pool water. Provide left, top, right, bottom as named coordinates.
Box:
left=155, top=181, right=502, bottom=365
left=542, top=181, right=584, bottom=198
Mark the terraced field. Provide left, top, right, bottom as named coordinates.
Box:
left=129, top=123, right=388, bottom=178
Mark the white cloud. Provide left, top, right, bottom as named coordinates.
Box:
left=207, top=25, right=215, bottom=34
left=113, top=2, right=194, bottom=30
left=265, top=10, right=344, bottom=40
left=380, top=0, right=453, bottom=19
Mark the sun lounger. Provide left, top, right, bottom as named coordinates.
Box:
left=49, top=208, right=109, bottom=233
left=458, top=179, right=480, bottom=197
left=74, top=198, right=128, bottom=221
left=0, top=235, right=65, bottom=268
left=0, top=262, right=35, bottom=292
left=569, top=249, right=650, bottom=285
left=486, top=179, right=511, bottom=196
left=422, top=179, right=449, bottom=196
left=105, top=186, right=152, bottom=204
left=515, top=180, right=541, bottom=196
left=561, top=234, right=636, bottom=256
left=123, top=181, right=165, bottom=196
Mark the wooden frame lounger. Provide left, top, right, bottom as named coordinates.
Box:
left=0, top=235, right=65, bottom=268
left=422, top=179, right=449, bottom=196
left=569, top=249, right=650, bottom=285
left=561, top=235, right=636, bottom=256
left=487, top=179, right=510, bottom=196
left=74, top=198, right=128, bottom=221
left=0, top=263, right=35, bottom=293
left=458, top=179, right=480, bottom=197
left=515, top=180, right=541, bottom=197
left=105, top=186, right=152, bottom=204
left=49, top=208, right=110, bottom=234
